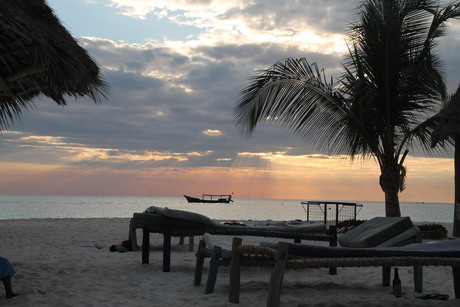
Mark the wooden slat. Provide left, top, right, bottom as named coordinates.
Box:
left=267, top=242, right=289, bottom=307
left=228, top=237, right=243, bottom=304
left=205, top=246, right=222, bottom=294
left=193, top=240, right=206, bottom=286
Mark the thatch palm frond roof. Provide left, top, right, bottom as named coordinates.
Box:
left=431, top=84, right=460, bottom=147
left=0, top=0, right=109, bottom=129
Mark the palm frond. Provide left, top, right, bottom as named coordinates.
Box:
left=234, top=0, right=460, bottom=162
left=235, top=58, right=341, bottom=143
left=431, top=84, right=460, bottom=147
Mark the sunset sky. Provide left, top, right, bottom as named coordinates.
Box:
left=0, top=0, right=459, bottom=202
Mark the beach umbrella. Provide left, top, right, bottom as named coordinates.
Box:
left=431, top=84, right=460, bottom=237
left=0, top=0, right=108, bottom=130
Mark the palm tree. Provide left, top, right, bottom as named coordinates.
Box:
left=234, top=0, right=460, bottom=217
left=431, top=84, right=460, bottom=236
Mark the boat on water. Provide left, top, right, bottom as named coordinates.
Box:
left=184, top=194, right=233, bottom=203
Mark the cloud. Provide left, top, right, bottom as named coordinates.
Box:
left=106, top=0, right=352, bottom=53
left=202, top=129, right=223, bottom=136
left=1, top=0, right=458, bottom=200
left=108, top=0, right=352, bottom=31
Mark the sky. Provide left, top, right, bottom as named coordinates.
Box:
left=0, top=0, right=459, bottom=202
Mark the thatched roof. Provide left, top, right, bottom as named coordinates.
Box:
left=431, top=84, right=460, bottom=146
left=0, top=0, right=108, bottom=129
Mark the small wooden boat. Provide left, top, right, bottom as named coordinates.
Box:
left=184, top=194, right=233, bottom=203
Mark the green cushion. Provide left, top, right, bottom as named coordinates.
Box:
left=338, top=217, right=414, bottom=248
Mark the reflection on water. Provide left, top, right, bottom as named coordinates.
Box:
left=0, top=194, right=454, bottom=223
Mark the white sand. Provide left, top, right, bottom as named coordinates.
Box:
left=0, top=218, right=458, bottom=306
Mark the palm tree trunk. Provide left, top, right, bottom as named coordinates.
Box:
left=453, top=134, right=460, bottom=237
left=379, top=164, right=402, bottom=217
left=383, top=188, right=401, bottom=217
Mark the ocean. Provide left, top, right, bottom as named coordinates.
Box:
left=0, top=194, right=454, bottom=224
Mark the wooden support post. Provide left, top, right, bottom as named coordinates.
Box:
left=329, top=226, right=337, bottom=275
left=228, top=237, right=242, bottom=303
left=205, top=246, right=222, bottom=294
left=194, top=240, right=206, bottom=286
left=413, top=234, right=423, bottom=292
left=163, top=220, right=172, bottom=272
left=142, top=227, right=150, bottom=264
left=189, top=236, right=195, bottom=251
left=453, top=265, right=460, bottom=299
left=267, top=241, right=289, bottom=307
left=382, top=267, right=390, bottom=287
left=335, top=203, right=339, bottom=226
left=323, top=203, right=327, bottom=225
left=128, top=221, right=139, bottom=251
left=329, top=226, right=338, bottom=246
left=414, top=265, right=423, bottom=293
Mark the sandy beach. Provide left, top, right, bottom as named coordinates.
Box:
left=0, top=218, right=458, bottom=306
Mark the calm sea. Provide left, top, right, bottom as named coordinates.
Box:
left=0, top=194, right=454, bottom=224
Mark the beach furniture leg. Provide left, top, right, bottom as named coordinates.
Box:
left=414, top=265, right=423, bottom=293
left=267, top=241, right=289, bottom=307
left=413, top=234, right=423, bottom=292
left=453, top=265, right=460, bottom=299
left=128, top=221, right=139, bottom=251
left=163, top=220, right=172, bottom=272
left=229, top=237, right=243, bottom=303
left=329, top=226, right=337, bottom=275
left=194, top=239, right=206, bottom=286
left=382, top=266, right=390, bottom=287
left=205, top=246, right=222, bottom=294
left=142, top=227, right=150, bottom=264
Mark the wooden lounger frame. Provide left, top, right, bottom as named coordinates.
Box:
left=194, top=227, right=338, bottom=294
left=227, top=238, right=460, bottom=307
left=129, top=213, right=332, bottom=272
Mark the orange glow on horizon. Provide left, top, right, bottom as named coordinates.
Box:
left=0, top=153, right=454, bottom=203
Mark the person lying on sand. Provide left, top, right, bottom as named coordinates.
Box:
left=0, top=256, right=19, bottom=299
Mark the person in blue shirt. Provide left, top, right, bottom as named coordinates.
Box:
left=0, top=256, right=18, bottom=299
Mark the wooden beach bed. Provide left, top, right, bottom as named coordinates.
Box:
left=128, top=206, right=330, bottom=272
left=221, top=237, right=460, bottom=306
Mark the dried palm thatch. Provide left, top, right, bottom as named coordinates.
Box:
left=0, top=0, right=109, bottom=130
